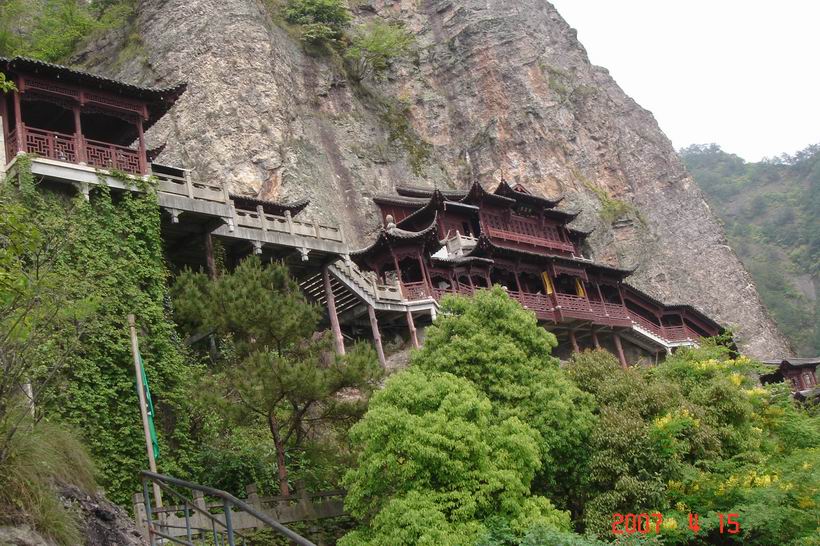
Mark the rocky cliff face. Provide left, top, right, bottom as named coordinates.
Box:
left=73, top=0, right=791, bottom=358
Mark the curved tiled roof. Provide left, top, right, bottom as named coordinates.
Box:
left=351, top=213, right=442, bottom=263
left=493, top=180, right=564, bottom=208
left=0, top=56, right=186, bottom=129
left=230, top=194, right=310, bottom=217
left=395, top=185, right=469, bottom=199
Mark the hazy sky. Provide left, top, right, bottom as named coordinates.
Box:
left=549, top=0, right=820, bottom=162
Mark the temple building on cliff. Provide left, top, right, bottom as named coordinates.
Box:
left=1, top=56, right=725, bottom=369
left=351, top=182, right=724, bottom=366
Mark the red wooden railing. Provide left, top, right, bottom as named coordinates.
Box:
left=5, top=128, right=18, bottom=163
left=417, top=284, right=701, bottom=344
left=629, top=312, right=664, bottom=337
left=6, top=125, right=144, bottom=174
left=85, top=137, right=142, bottom=173
left=554, top=293, right=596, bottom=319
left=485, top=226, right=576, bottom=253
left=401, top=281, right=430, bottom=301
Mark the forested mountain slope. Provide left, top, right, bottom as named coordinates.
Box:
left=682, top=144, right=819, bottom=356
left=0, top=0, right=792, bottom=357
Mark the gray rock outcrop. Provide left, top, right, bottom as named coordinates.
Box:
left=73, top=0, right=792, bottom=358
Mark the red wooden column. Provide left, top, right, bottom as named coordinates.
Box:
left=417, top=251, right=431, bottom=295
left=591, top=329, right=601, bottom=349
left=513, top=269, right=523, bottom=292
left=568, top=329, right=580, bottom=353
left=0, top=95, right=8, bottom=142
left=612, top=333, right=628, bottom=369
left=322, top=265, right=346, bottom=355
left=12, top=87, right=23, bottom=153
left=594, top=282, right=607, bottom=313
left=367, top=304, right=386, bottom=367
left=136, top=117, right=147, bottom=174
left=73, top=105, right=86, bottom=164
left=406, top=310, right=420, bottom=348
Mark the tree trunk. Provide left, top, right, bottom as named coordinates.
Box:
left=268, top=413, right=290, bottom=497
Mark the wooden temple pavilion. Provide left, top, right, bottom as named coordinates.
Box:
left=0, top=56, right=184, bottom=175
left=761, top=358, right=819, bottom=401
left=352, top=182, right=724, bottom=365
left=1, top=57, right=725, bottom=368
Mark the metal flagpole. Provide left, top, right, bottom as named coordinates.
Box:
left=128, top=314, right=163, bottom=509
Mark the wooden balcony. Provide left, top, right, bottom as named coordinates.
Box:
left=485, top=226, right=575, bottom=253
left=405, top=283, right=699, bottom=344
left=6, top=125, right=144, bottom=174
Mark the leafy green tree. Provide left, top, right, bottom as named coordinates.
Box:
left=284, top=0, right=351, bottom=43
left=411, top=287, right=597, bottom=511
left=173, top=257, right=382, bottom=496
left=341, top=368, right=570, bottom=546
left=345, top=21, right=414, bottom=81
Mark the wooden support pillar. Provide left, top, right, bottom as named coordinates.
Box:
left=417, top=251, right=430, bottom=292
left=591, top=329, right=601, bottom=349
left=136, top=117, right=147, bottom=174
left=322, top=265, right=345, bottom=355
left=513, top=269, right=523, bottom=292
left=73, top=105, right=86, bottom=164
left=204, top=232, right=217, bottom=280
left=392, top=253, right=402, bottom=283
left=367, top=305, right=386, bottom=367
left=0, top=94, right=9, bottom=166
left=406, top=309, right=419, bottom=349
left=569, top=329, right=580, bottom=353
left=12, top=87, right=23, bottom=152
left=613, top=333, right=628, bottom=369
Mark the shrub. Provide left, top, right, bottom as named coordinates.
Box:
left=0, top=407, right=96, bottom=545
left=345, top=21, right=414, bottom=81
left=284, top=0, right=351, bottom=42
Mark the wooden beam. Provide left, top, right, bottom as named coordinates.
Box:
left=613, top=333, right=628, bottom=369
left=406, top=310, right=419, bottom=349
left=367, top=305, right=387, bottom=368
left=73, top=105, right=86, bottom=164
left=591, top=329, right=601, bottom=349
left=322, top=265, right=345, bottom=355
left=204, top=232, right=217, bottom=280
left=569, top=329, right=580, bottom=353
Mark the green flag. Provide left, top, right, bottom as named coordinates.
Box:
left=137, top=353, right=160, bottom=460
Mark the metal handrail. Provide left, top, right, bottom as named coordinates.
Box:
left=141, top=471, right=317, bottom=546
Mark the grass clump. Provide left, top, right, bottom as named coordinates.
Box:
left=0, top=407, right=96, bottom=545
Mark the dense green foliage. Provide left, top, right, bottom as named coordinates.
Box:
left=681, top=143, right=819, bottom=355
left=0, top=169, right=98, bottom=544
left=342, top=289, right=818, bottom=545
left=0, top=0, right=134, bottom=63
left=342, top=289, right=592, bottom=544
left=412, top=288, right=596, bottom=509
left=341, top=369, right=570, bottom=546
left=567, top=347, right=819, bottom=545
left=173, top=257, right=382, bottom=496
left=3, top=160, right=211, bottom=505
